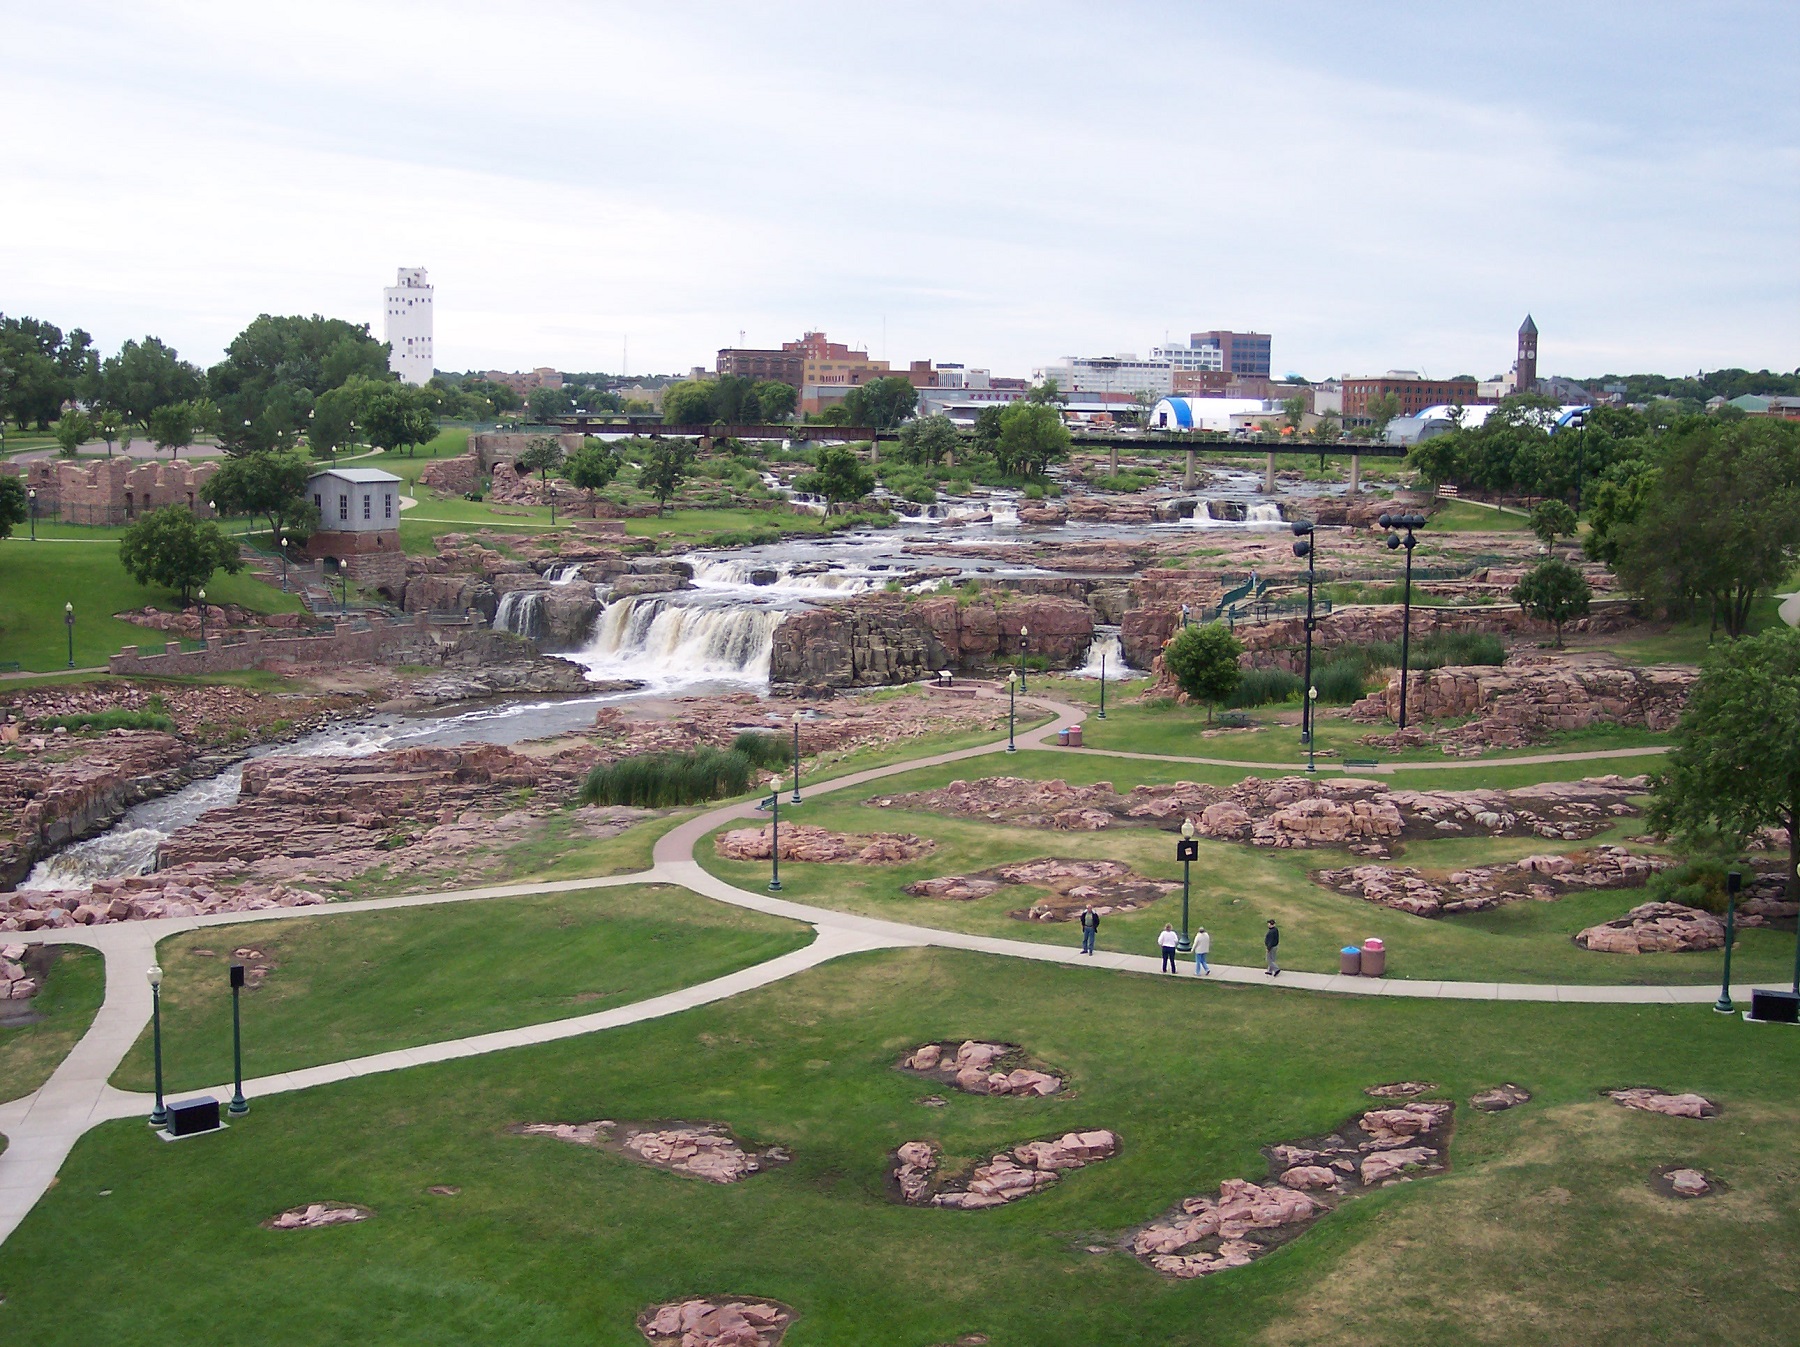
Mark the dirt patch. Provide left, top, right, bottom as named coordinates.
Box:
left=897, top=1040, right=1064, bottom=1096
left=512, top=1119, right=791, bottom=1183
left=1131, top=1099, right=1455, bottom=1278
left=638, top=1296, right=795, bottom=1346
left=263, top=1201, right=371, bottom=1230
left=892, top=1129, right=1119, bottom=1209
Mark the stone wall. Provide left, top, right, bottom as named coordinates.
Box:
left=2, top=457, right=220, bottom=526
left=419, top=454, right=482, bottom=495
left=106, top=613, right=535, bottom=677
left=1351, top=659, right=1693, bottom=733
left=468, top=432, right=584, bottom=473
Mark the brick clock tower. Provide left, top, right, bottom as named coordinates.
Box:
left=1513, top=314, right=1538, bottom=394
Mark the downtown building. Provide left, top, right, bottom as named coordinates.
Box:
left=383, top=267, right=434, bottom=386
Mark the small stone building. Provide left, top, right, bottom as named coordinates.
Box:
left=304, top=467, right=406, bottom=591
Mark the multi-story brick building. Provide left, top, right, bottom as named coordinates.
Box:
left=1340, top=373, right=1487, bottom=420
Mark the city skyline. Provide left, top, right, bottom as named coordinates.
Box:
left=4, top=0, right=1796, bottom=380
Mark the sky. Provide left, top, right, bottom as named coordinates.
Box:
left=4, top=0, right=1797, bottom=382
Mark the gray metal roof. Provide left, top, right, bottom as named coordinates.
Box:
left=308, top=467, right=403, bottom=484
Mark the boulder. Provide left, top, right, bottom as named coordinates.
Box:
left=1576, top=903, right=1723, bottom=954
left=713, top=824, right=934, bottom=865
left=1608, top=1088, right=1718, bottom=1119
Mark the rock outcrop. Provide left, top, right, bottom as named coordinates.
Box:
left=899, top=1041, right=1064, bottom=1097
left=1470, top=1084, right=1531, bottom=1112
left=1350, top=658, right=1693, bottom=743
left=713, top=825, right=934, bottom=865
left=894, top=1130, right=1118, bottom=1209
left=639, top=1297, right=794, bottom=1346
left=516, top=1120, right=791, bottom=1183
left=1319, top=845, right=1667, bottom=917
left=1608, top=1088, right=1718, bottom=1118
left=265, top=1202, right=370, bottom=1230
left=903, top=857, right=1180, bottom=921
left=1576, top=902, right=1724, bottom=953
left=0, top=943, right=39, bottom=1001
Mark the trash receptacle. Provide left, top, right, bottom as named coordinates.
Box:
left=1069, top=724, right=1084, bottom=747
left=1360, top=937, right=1386, bottom=977
left=1339, top=945, right=1362, bottom=976
left=1056, top=728, right=1070, bottom=746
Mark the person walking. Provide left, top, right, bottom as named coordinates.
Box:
left=1158, top=924, right=1180, bottom=973
left=1078, top=905, right=1100, bottom=956
left=1264, top=919, right=1281, bottom=977
left=1192, top=926, right=1211, bottom=976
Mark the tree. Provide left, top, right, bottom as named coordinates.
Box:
left=661, top=379, right=716, bottom=425
left=0, top=315, right=96, bottom=429
left=1281, top=396, right=1306, bottom=434
left=527, top=385, right=575, bottom=422
left=1025, top=377, right=1064, bottom=405
left=1611, top=418, right=1800, bottom=637
left=309, top=375, right=381, bottom=459
left=147, top=401, right=200, bottom=460
left=895, top=414, right=960, bottom=467
left=1512, top=556, right=1591, bottom=646
left=1365, top=392, right=1402, bottom=439
left=796, top=444, right=875, bottom=507
left=1582, top=459, right=1657, bottom=566
left=994, top=401, right=1071, bottom=478
left=842, top=376, right=918, bottom=431
left=359, top=382, right=438, bottom=457
left=972, top=405, right=1005, bottom=453
left=1529, top=499, right=1579, bottom=555
left=53, top=410, right=93, bottom=459
left=206, top=314, right=390, bottom=453
left=95, top=409, right=123, bottom=457
left=0, top=476, right=27, bottom=540
left=118, top=505, right=242, bottom=603
left=1162, top=622, right=1243, bottom=723
left=1649, top=625, right=1800, bottom=901
left=515, top=435, right=564, bottom=507
left=207, top=449, right=318, bottom=543
left=562, top=439, right=621, bottom=514
left=638, top=441, right=694, bottom=513
left=754, top=380, right=797, bottom=422
left=96, top=336, right=204, bottom=427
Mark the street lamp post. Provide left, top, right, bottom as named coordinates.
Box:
left=1098, top=648, right=1107, bottom=719
left=278, top=534, right=289, bottom=592
left=1006, top=671, right=1018, bottom=752
left=197, top=587, right=207, bottom=648
left=1380, top=512, right=1428, bottom=730
left=27, top=488, right=36, bottom=542
left=147, top=964, right=168, bottom=1128
left=1017, top=625, right=1029, bottom=691
left=1176, top=818, right=1198, bottom=952
left=1306, top=686, right=1318, bottom=772
left=1715, top=870, right=1740, bottom=1014
left=790, top=713, right=803, bottom=805
left=228, top=962, right=249, bottom=1116
left=766, top=790, right=783, bottom=891
left=64, top=602, right=75, bottom=668
left=1292, top=520, right=1318, bottom=745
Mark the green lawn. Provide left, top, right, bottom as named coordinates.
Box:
left=0, top=531, right=304, bottom=671
left=0, top=947, right=106, bottom=1103
left=112, top=883, right=811, bottom=1096
left=9, top=948, right=1797, bottom=1346
left=1429, top=499, right=1531, bottom=532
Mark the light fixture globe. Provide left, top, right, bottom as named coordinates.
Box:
left=1180, top=817, right=1196, bottom=841
left=147, top=964, right=163, bottom=990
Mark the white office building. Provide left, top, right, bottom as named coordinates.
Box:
left=1149, top=339, right=1225, bottom=371
left=1034, top=354, right=1174, bottom=397
left=383, top=267, right=434, bottom=386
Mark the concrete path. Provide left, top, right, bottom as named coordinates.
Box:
left=0, top=687, right=1761, bottom=1248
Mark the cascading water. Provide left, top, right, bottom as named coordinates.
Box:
left=564, top=594, right=784, bottom=691
left=688, top=557, right=878, bottom=596
left=1074, top=628, right=1134, bottom=679
left=1246, top=502, right=1285, bottom=525
left=494, top=590, right=548, bottom=638
left=548, top=564, right=586, bottom=585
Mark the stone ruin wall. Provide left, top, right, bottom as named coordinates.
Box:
left=2, top=457, right=220, bottom=527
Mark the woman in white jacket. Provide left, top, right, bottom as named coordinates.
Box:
left=1191, top=926, right=1212, bottom=975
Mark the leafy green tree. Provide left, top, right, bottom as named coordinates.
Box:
left=895, top=414, right=960, bottom=467
left=994, top=401, right=1071, bottom=478
left=795, top=444, right=875, bottom=507
left=1281, top=396, right=1306, bottom=434
left=0, top=315, right=97, bottom=429
left=515, top=436, right=564, bottom=507
left=972, top=405, right=1005, bottom=453
left=1365, top=392, right=1402, bottom=439
left=97, top=336, right=204, bottom=426
left=1025, top=377, right=1064, bottom=405
left=1529, top=499, right=1579, bottom=555
left=1582, top=459, right=1657, bottom=566
left=118, top=504, right=242, bottom=603
left=207, top=449, right=318, bottom=543
left=95, top=409, right=123, bottom=458
left=842, top=376, right=918, bottom=431
left=53, top=410, right=93, bottom=459
left=308, top=375, right=380, bottom=459
left=147, top=400, right=200, bottom=460
left=359, top=383, right=438, bottom=457
left=206, top=314, right=389, bottom=453
left=754, top=380, right=797, bottom=422
left=0, top=476, right=27, bottom=540
left=527, top=385, right=575, bottom=422
left=1612, top=418, right=1800, bottom=636
left=638, top=441, right=695, bottom=513
left=1649, top=625, right=1800, bottom=900
left=1162, top=622, right=1243, bottom=723
left=661, top=380, right=717, bottom=425
left=1512, top=556, right=1591, bottom=646
left=562, top=439, right=621, bottom=513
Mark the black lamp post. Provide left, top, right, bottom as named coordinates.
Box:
left=790, top=713, right=802, bottom=805
left=64, top=602, right=75, bottom=668
left=278, top=534, right=289, bottom=592
left=147, top=963, right=168, bottom=1128
left=1176, top=818, right=1198, bottom=952
left=1380, top=512, right=1427, bottom=730
left=339, top=563, right=349, bottom=612
left=1292, top=519, right=1318, bottom=745
left=1017, top=625, right=1029, bottom=691
left=228, top=962, right=249, bottom=1116
left=197, top=587, right=207, bottom=648
left=766, top=790, right=783, bottom=891
left=1006, top=671, right=1018, bottom=752
left=1306, top=686, right=1318, bottom=773
left=28, top=487, right=37, bottom=542
left=1097, top=647, right=1107, bottom=719
left=1715, top=870, right=1740, bottom=1014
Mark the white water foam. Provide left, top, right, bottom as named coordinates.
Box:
left=493, top=590, right=548, bottom=638
left=563, top=595, right=783, bottom=692
left=1073, top=629, right=1135, bottom=679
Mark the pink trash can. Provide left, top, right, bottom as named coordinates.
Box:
left=1068, top=724, right=1084, bottom=747
left=1360, top=937, right=1386, bottom=977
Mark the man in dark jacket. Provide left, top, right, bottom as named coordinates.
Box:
left=1078, top=905, right=1100, bottom=955
left=1264, top=919, right=1280, bottom=977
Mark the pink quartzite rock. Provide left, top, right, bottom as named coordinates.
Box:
left=639, top=1296, right=793, bottom=1346
left=1360, top=1146, right=1439, bottom=1184
left=898, top=1130, right=1118, bottom=1209
left=1470, top=1084, right=1531, bottom=1112
left=1279, top=1165, right=1341, bottom=1190
left=713, top=823, right=934, bottom=865
left=1608, top=1088, right=1718, bottom=1119
left=1668, top=1168, right=1711, bottom=1197
left=267, top=1202, right=370, bottom=1230
left=1576, top=903, right=1723, bottom=954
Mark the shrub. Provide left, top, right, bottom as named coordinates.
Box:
left=730, top=730, right=794, bottom=769
left=579, top=747, right=760, bottom=807
left=1228, top=667, right=1303, bottom=708
left=33, top=708, right=177, bottom=734
left=1643, top=857, right=1739, bottom=914
left=1312, top=661, right=1369, bottom=704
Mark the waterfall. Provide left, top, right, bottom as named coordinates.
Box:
left=1247, top=502, right=1285, bottom=525
left=1074, top=628, right=1134, bottom=679
left=1186, top=499, right=1282, bottom=528
left=990, top=501, right=1021, bottom=527
left=689, top=556, right=878, bottom=596
left=494, top=590, right=548, bottom=638
left=548, top=564, right=585, bottom=585
left=564, top=595, right=782, bottom=691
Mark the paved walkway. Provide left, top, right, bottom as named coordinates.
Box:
left=0, top=689, right=1761, bottom=1247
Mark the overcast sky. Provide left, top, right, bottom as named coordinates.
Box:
left=5, top=0, right=1796, bottom=382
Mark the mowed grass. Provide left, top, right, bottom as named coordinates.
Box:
left=1430, top=499, right=1531, bottom=532
left=0, top=530, right=303, bottom=670
left=110, top=883, right=811, bottom=1095
left=7, top=949, right=1798, bottom=1346
left=696, top=749, right=1790, bottom=985
left=0, top=946, right=105, bottom=1103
